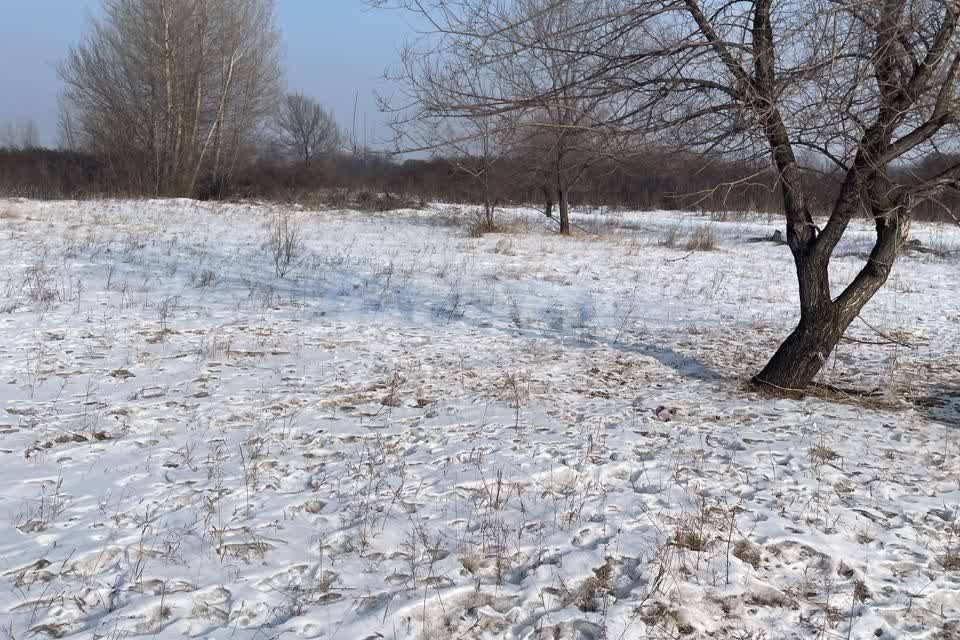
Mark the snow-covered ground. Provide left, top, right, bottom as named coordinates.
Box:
left=0, top=197, right=958, bottom=640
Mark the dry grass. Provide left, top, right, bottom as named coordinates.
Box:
left=466, top=209, right=528, bottom=237
left=273, top=188, right=420, bottom=212
left=672, top=527, right=708, bottom=552
left=684, top=226, right=719, bottom=251
left=659, top=221, right=685, bottom=248
left=497, top=220, right=529, bottom=234
left=354, top=190, right=419, bottom=212
left=809, top=443, right=838, bottom=464
left=467, top=218, right=501, bottom=237
left=733, top=540, right=762, bottom=569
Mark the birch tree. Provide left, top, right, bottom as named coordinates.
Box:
left=60, top=0, right=281, bottom=195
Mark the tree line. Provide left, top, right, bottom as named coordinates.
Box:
left=0, top=142, right=798, bottom=213
left=3, top=138, right=958, bottom=225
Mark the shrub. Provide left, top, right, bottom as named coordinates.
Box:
left=468, top=218, right=500, bottom=237
left=659, top=220, right=685, bottom=248
left=268, top=212, right=304, bottom=278
left=684, top=226, right=719, bottom=251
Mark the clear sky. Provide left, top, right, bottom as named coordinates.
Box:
left=0, top=1, right=414, bottom=147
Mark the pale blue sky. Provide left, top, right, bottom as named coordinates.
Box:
left=0, top=1, right=414, bottom=146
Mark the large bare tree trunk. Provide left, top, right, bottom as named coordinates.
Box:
left=753, top=244, right=846, bottom=390
left=755, top=316, right=843, bottom=389
left=753, top=176, right=908, bottom=390
left=744, top=0, right=898, bottom=391
left=751, top=138, right=842, bottom=390
left=753, top=249, right=902, bottom=390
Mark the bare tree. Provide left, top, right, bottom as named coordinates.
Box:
left=382, top=0, right=630, bottom=234
left=508, top=1, right=633, bottom=233
left=273, top=93, right=341, bottom=168
left=387, top=60, right=514, bottom=228
left=379, top=0, right=960, bottom=390
left=619, top=0, right=960, bottom=391
left=60, top=0, right=281, bottom=195
left=444, top=115, right=510, bottom=230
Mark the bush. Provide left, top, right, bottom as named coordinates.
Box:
left=267, top=212, right=304, bottom=278
left=467, top=219, right=500, bottom=237
left=684, top=226, right=719, bottom=251
left=354, top=191, right=419, bottom=212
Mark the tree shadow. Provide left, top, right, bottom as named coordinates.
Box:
left=913, top=384, right=960, bottom=429
left=608, top=338, right=721, bottom=382
left=101, top=233, right=724, bottom=384
left=302, top=268, right=723, bottom=382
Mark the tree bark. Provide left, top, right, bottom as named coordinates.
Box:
left=747, top=0, right=848, bottom=391
left=558, top=186, right=570, bottom=234
left=543, top=185, right=553, bottom=218
left=753, top=191, right=906, bottom=391
left=752, top=306, right=844, bottom=390
left=190, top=49, right=238, bottom=195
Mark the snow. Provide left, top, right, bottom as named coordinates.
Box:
left=0, top=197, right=958, bottom=639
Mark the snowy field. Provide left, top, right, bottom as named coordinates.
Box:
left=0, top=197, right=959, bottom=640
